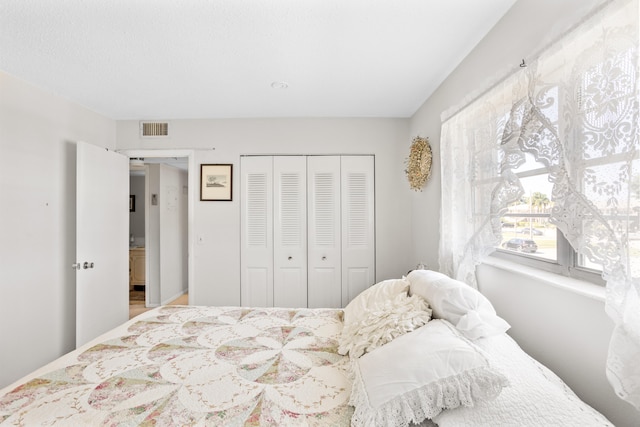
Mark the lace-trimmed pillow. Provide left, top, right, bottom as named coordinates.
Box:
left=350, top=319, right=509, bottom=427
left=339, top=278, right=432, bottom=358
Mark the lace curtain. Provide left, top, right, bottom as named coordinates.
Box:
left=439, top=0, right=639, bottom=409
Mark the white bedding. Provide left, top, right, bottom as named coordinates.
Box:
left=430, top=332, right=614, bottom=426
left=0, top=306, right=352, bottom=426
left=0, top=299, right=614, bottom=426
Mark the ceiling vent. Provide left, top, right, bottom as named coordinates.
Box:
left=140, top=121, right=169, bottom=138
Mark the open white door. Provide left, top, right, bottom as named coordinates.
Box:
left=76, top=142, right=129, bottom=347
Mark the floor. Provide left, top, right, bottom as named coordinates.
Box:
left=129, top=292, right=189, bottom=319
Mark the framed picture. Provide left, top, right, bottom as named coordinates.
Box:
left=129, top=195, right=135, bottom=212
left=200, top=164, right=233, bottom=201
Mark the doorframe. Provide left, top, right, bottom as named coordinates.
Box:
left=120, top=149, right=196, bottom=305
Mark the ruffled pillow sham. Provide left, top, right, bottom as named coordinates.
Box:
left=339, top=278, right=432, bottom=358
left=407, top=269, right=510, bottom=340
left=349, top=319, right=509, bottom=427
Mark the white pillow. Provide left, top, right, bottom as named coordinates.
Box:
left=339, top=292, right=432, bottom=358
left=349, top=319, right=509, bottom=427
left=339, top=278, right=432, bottom=358
left=407, top=270, right=510, bottom=340
left=342, top=278, right=410, bottom=326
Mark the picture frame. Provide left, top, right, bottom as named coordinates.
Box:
left=129, top=195, right=135, bottom=212
left=200, top=164, right=233, bottom=201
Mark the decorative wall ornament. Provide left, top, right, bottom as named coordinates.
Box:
left=405, top=136, right=432, bottom=191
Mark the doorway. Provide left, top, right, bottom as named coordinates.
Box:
left=124, top=149, right=195, bottom=309
left=129, top=163, right=148, bottom=307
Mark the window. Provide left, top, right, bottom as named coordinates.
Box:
left=494, top=156, right=605, bottom=283
left=439, top=0, right=637, bottom=287
left=440, top=0, right=639, bottom=408
left=490, top=44, right=640, bottom=285
left=497, top=159, right=558, bottom=263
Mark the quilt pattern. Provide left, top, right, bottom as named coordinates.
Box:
left=0, top=306, right=352, bottom=426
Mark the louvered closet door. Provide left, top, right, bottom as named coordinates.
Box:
left=273, top=156, right=307, bottom=308
left=240, top=156, right=274, bottom=307
left=341, top=156, right=375, bottom=304
left=307, top=156, right=342, bottom=308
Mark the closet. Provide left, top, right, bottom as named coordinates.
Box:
left=240, top=155, right=375, bottom=308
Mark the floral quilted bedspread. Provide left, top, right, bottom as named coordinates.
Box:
left=0, top=306, right=353, bottom=426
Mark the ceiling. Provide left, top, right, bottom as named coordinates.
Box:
left=0, top=0, right=516, bottom=120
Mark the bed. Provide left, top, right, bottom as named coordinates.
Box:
left=0, top=270, right=613, bottom=426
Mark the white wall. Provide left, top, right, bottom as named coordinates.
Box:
left=115, top=118, right=413, bottom=306
left=475, top=262, right=635, bottom=425
left=408, top=0, right=639, bottom=425
left=159, top=164, right=188, bottom=304
left=146, top=164, right=161, bottom=305
left=0, top=71, right=116, bottom=388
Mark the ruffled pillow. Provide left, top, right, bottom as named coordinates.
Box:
left=407, top=269, right=510, bottom=340
left=342, top=278, right=411, bottom=326
left=349, top=319, right=509, bottom=427
left=339, top=291, right=432, bottom=358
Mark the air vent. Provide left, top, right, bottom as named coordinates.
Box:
left=140, top=121, right=169, bottom=137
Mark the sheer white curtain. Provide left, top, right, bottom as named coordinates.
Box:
left=439, top=0, right=640, bottom=409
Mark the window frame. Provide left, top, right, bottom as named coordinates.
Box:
left=491, top=164, right=606, bottom=286
left=492, top=231, right=605, bottom=285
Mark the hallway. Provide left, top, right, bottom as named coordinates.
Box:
left=129, top=293, right=188, bottom=319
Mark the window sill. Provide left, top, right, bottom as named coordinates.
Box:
left=482, top=256, right=606, bottom=302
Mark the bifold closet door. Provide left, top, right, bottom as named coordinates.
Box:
left=307, top=156, right=342, bottom=308
left=341, top=155, right=375, bottom=304
left=273, top=156, right=307, bottom=308
left=240, top=156, right=274, bottom=307
left=242, top=155, right=375, bottom=309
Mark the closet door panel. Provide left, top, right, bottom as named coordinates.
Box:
left=244, top=268, right=270, bottom=307
left=240, top=156, right=274, bottom=307
left=273, top=156, right=307, bottom=308
left=309, top=268, right=341, bottom=308
left=341, top=156, right=375, bottom=305
left=307, top=156, right=342, bottom=308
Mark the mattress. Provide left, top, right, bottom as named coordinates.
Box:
left=0, top=306, right=353, bottom=426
